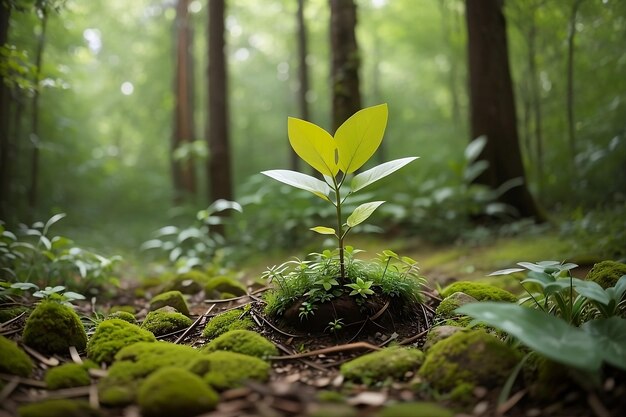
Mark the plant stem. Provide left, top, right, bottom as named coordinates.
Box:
left=333, top=177, right=345, bottom=282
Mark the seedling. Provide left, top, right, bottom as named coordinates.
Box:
left=262, top=104, right=418, bottom=283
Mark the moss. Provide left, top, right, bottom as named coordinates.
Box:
left=340, top=346, right=424, bottom=385
left=439, top=281, right=517, bottom=303
left=204, top=276, right=247, bottom=298
left=45, top=363, right=91, bottom=390
left=106, top=311, right=136, bottom=324
left=201, top=329, right=277, bottom=359
left=137, top=367, right=218, bottom=417
left=202, top=309, right=253, bottom=339
left=0, top=335, right=33, bottom=377
left=0, top=305, right=30, bottom=322
left=22, top=301, right=87, bottom=355
left=149, top=290, right=189, bottom=316
left=87, top=319, right=156, bottom=364
left=141, top=310, right=192, bottom=336
left=449, top=382, right=475, bottom=402
left=18, top=399, right=102, bottom=417
left=377, top=402, right=453, bottom=417
left=98, top=341, right=202, bottom=406
left=423, top=325, right=464, bottom=351
left=309, top=404, right=357, bottom=417
left=434, top=292, right=478, bottom=321
left=187, top=350, right=270, bottom=390
left=109, top=305, right=135, bottom=314
left=586, top=260, right=626, bottom=289
left=317, top=390, right=346, bottom=403
left=418, top=329, right=520, bottom=392
left=165, top=270, right=209, bottom=294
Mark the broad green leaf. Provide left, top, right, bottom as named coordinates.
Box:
left=63, top=291, right=86, bottom=301
left=573, top=280, right=611, bottom=306
left=43, top=213, right=66, bottom=235
left=310, top=226, right=336, bottom=235
left=351, top=157, right=418, bottom=192
left=261, top=170, right=331, bottom=201
left=335, top=104, right=388, bottom=174
left=287, top=117, right=338, bottom=176
left=489, top=267, right=526, bottom=276
left=465, top=135, right=487, bottom=162
left=457, top=302, right=602, bottom=372
left=581, top=317, right=626, bottom=370
left=613, top=275, right=626, bottom=300
left=208, top=199, right=243, bottom=214
left=347, top=201, right=385, bottom=228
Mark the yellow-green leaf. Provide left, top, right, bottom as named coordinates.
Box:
left=288, top=117, right=338, bottom=176
left=346, top=201, right=385, bottom=228
left=335, top=104, right=388, bottom=174
left=310, top=226, right=336, bottom=235
left=261, top=169, right=331, bottom=201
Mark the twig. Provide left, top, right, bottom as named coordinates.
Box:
left=174, top=304, right=215, bottom=344
left=369, top=300, right=389, bottom=321
left=269, top=342, right=382, bottom=361
left=496, top=389, right=527, bottom=415
left=275, top=343, right=327, bottom=372
left=399, top=329, right=429, bottom=346
left=251, top=311, right=305, bottom=338
left=20, top=344, right=59, bottom=367
left=69, top=346, right=82, bottom=364
left=347, top=318, right=369, bottom=343
left=0, top=373, right=47, bottom=388
left=0, top=311, right=27, bottom=328
left=0, top=377, right=19, bottom=403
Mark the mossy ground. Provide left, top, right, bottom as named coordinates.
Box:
left=188, top=350, right=271, bottom=390
left=439, top=281, right=517, bottom=302
left=377, top=402, right=453, bottom=417
left=18, top=399, right=102, bottom=417
left=141, top=310, right=192, bottom=336
left=149, top=290, right=189, bottom=315
left=22, top=301, right=87, bottom=355
left=45, top=362, right=92, bottom=390
left=202, top=329, right=277, bottom=358
left=87, top=319, right=156, bottom=364
left=202, top=308, right=254, bottom=339
left=340, top=346, right=424, bottom=385
left=0, top=335, right=33, bottom=377
left=106, top=310, right=136, bottom=323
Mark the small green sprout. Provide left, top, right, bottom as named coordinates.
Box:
left=345, top=278, right=375, bottom=298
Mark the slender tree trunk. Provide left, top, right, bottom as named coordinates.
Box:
left=27, top=6, right=49, bottom=216
left=438, top=0, right=461, bottom=127
left=330, top=0, right=361, bottom=133
left=567, top=0, right=583, bottom=162
left=293, top=0, right=309, bottom=171
left=526, top=14, right=544, bottom=194
left=206, top=0, right=232, bottom=207
left=465, top=0, right=543, bottom=220
left=0, top=2, right=11, bottom=219
left=172, top=0, right=197, bottom=204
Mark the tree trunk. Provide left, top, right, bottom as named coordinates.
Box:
left=293, top=0, right=309, bottom=171
left=567, top=0, right=583, bottom=162
left=206, top=0, right=232, bottom=205
left=465, top=0, right=543, bottom=220
left=0, top=2, right=11, bottom=219
left=172, top=0, right=197, bottom=204
left=526, top=13, right=544, bottom=195
left=438, top=0, right=461, bottom=127
left=330, top=0, right=361, bottom=133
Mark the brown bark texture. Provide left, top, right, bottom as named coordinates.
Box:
left=330, top=0, right=361, bottom=133
left=465, top=0, right=543, bottom=220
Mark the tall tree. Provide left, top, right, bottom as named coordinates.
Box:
left=329, top=0, right=361, bottom=133
left=0, top=1, right=11, bottom=219
left=206, top=0, right=232, bottom=204
left=566, top=0, right=583, bottom=162
left=172, top=0, right=197, bottom=204
left=465, top=0, right=543, bottom=219
left=293, top=0, right=309, bottom=171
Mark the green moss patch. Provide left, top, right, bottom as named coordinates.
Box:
left=188, top=350, right=270, bottom=390
left=149, top=290, right=189, bottom=316
left=45, top=363, right=91, bottom=390
left=106, top=311, right=136, bottom=324
left=109, top=305, right=135, bottom=314
left=201, top=329, right=277, bottom=359
left=98, top=341, right=202, bottom=406
left=204, top=276, right=247, bottom=298
left=434, top=292, right=478, bottom=321
left=439, top=281, right=517, bottom=302
left=141, top=310, right=192, bottom=336
left=18, top=399, right=102, bottom=417
left=22, top=301, right=87, bottom=355
left=165, top=270, right=209, bottom=294
left=340, top=346, right=424, bottom=385
left=0, top=335, right=33, bottom=377
left=0, top=306, right=30, bottom=323
left=137, top=367, right=218, bottom=417
left=418, top=330, right=520, bottom=393
left=377, top=402, right=453, bottom=417
left=586, top=260, right=626, bottom=289
left=202, top=309, right=253, bottom=339
left=87, top=319, right=156, bottom=364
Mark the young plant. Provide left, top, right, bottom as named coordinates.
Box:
left=261, top=104, right=417, bottom=282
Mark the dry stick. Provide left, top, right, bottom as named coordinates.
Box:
left=275, top=343, right=327, bottom=372
left=252, top=311, right=306, bottom=338
left=0, top=377, right=19, bottom=403
left=0, top=311, right=27, bottom=328
left=89, top=384, right=99, bottom=409
left=420, top=303, right=431, bottom=329
left=269, top=342, right=382, bottom=361
left=0, top=328, right=21, bottom=336
left=369, top=300, right=390, bottom=321
left=0, top=373, right=47, bottom=388
left=496, top=389, right=527, bottom=415
left=399, top=329, right=429, bottom=346
left=347, top=318, right=369, bottom=344
left=174, top=304, right=215, bottom=344
left=203, top=286, right=269, bottom=304
left=20, top=344, right=59, bottom=367
left=13, top=385, right=92, bottom=401
left=69, top=346, right=82, bottom=364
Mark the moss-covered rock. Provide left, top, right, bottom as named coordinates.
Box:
left=434, top=292, right=478, bottom=321
left=204, top=276, right=247, bottom=298
left=22, top=301, right=87, bottom=355
left=418, top=330, right=520, bottom=394
left=423, top=325, right=464, bottom=351
left=109, top=305, right=135, bottom=314
left=165, top=270, right=209, bottom=294
left=106, top=311, right=136, bottom=324
left=98, top=341, right=202, bottom=406
left=201, top=329, right=277, bottom=359
left=439, top=281, right=517, bottom=303
left=18, top=399, right=102, bottom=417
left=137, top=367, right=218, bottom=417
left=45, top=363, right=91, bottom=390
left=340, top=346, right=424, bottom=385
left=376, top=402, right=453, bottom=417
left=188, top=350, right=271, bottom=390
left=149, top=290, right=189, bottom=316
left=87, top=319, right=156, bottom=364
left=202, top=309, right=253, bottom=339
left=586, top=260, right=626, bottom=289
left=0, top=305, right=30, bottom=322
left=0, top=335, right=33, bottom=377
left=141, top=309, right=192, bottom=336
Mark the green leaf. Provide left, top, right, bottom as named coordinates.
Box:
left=287, top=117, right=338, bottom=176
left=261, top=169, right=331, bottom=201
left=351, top=157, right=418, bottom=192
left=335, top=104, right=388, bottom=174
left=310, top=226, right=336, bottom=235
left=574, top=280, right=612, bottom=306
left=581, top=317, right=626, bottom=371
left=457, top=302, right=603, bottom=372
left=465, top=135, right=487, bottom=162
left=43, top=213, right=66, bottom=235
left=489, top=267, right=526, bottom=276
left=347, top=201, right=385, bottom=228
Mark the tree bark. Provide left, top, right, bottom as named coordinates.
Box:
left=293, top=0, right=309, bottom=171
left=465, top=0, right=543, bottom=220
left=526, top=12, right=544, bottom=194
left=172, top=0, right=197, bottom=204
left=206, top=0, right=232, bottom=205
left=0, top=2, right=11, bottom=219
left=567, top=0, right=583, bottom=162
left=330, top=0, right=361, bottom=133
